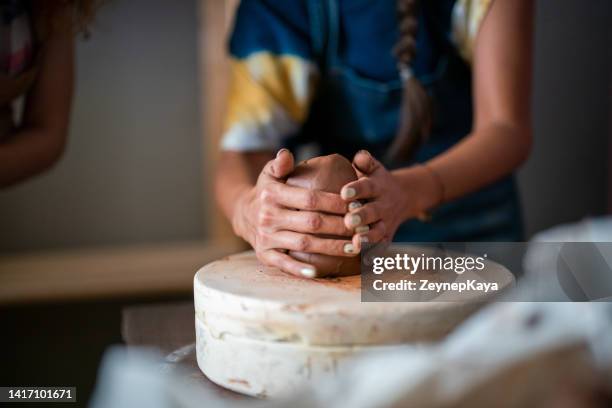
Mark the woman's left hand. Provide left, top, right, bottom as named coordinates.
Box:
left=340, top=150, right=441, bottom=249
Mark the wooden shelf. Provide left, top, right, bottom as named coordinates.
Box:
left=0, top=240, right=243, bottom=305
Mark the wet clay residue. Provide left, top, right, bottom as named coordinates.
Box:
left=227, top=378, right=251, bottom=388
left=312, top=276, right=360, bottom=292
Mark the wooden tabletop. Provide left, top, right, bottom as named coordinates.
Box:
left=0, top=240, right=242, bottom=305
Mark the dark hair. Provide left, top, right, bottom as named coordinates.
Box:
left=386, top=0, right=432, bottom=164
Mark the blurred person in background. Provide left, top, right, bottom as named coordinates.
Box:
left=0, top=0, right=99, bottom=187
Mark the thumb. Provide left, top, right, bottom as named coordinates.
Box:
left=353, top=150, right=381, bottom=176
left=263, top=148, right=295, bottom=180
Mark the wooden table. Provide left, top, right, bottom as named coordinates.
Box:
left=121, top=300, right=251, bottom=402
left=0, top=241, right=243, bottom=305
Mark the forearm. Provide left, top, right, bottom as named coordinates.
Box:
left=392, top=122, right=531, bottom=219
left=391, top=0, right=534, bottom=220
left=0, top=127, right=66, bottom=187
left=214, top=150, right=272, bottom=225
left=427, top=121, right=531, bottom=201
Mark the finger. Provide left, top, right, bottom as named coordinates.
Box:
left=259, top=249, right=317, bottom=278
left=353, top=233, right=368, bottom=252
left=271, top=183, right=347, bottom=214
left=276, top=209, right=352, bottom=236
left=271, top=231, right=358, bottom=257
left=353, top=220, right=387, bottom=251
left=261, top=149, right=295, bottom=180
left=344, top=202, right=382, bottom=229
left=352, top=150, right=382, bottom=176
left=341, top=177, right=378, bottom=201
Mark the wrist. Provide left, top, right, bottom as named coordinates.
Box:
left=393, top=164, right=444, bottom=220
left=230, top=186, right=253, bottom=240
left=418, top=163, right=445, bottom=209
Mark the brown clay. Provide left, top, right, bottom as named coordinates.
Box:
left=286, top=154, right=361, bottom=277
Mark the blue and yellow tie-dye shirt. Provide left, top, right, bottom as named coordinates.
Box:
left=221, top=0, right=493, bottom=152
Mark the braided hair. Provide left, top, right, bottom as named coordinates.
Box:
left=386, top=0, right=432, bottom=164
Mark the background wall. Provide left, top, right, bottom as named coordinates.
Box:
left=0, top=0, right=204, bottom=252
left=518, top=0, right=611, bottom=237
left=0, top=0, right=609, bottom=252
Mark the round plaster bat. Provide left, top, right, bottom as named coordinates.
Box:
left=195, top=316, right=414, bottom=398
left=286, top=154, right=360, bottom=277
left=194, top=251, right=515, bottom=397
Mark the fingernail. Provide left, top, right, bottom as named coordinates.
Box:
left=342, top=187, right=356, bottom=199
left=355, top=225, right=370, bottom=234
left=359, top=235, right=369, bottom=244
left=344, top=243, right=355, bottom=254
left=349, top=214, right=361, bottom=227
left=348, top=201, right=362, bottom=210
left=300, top=267, right=316, bottom=278
left=276, top=148, right=289, bottom=158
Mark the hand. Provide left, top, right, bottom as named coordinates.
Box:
left=340, top=150, right=442, bottom=249
left=233, top=149, right=354, bottom=278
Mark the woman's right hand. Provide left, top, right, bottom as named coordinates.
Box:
left=232, top=149, right=355, bottom=278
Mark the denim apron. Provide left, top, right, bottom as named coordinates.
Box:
left=291, top=0, right=523, bottom=242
